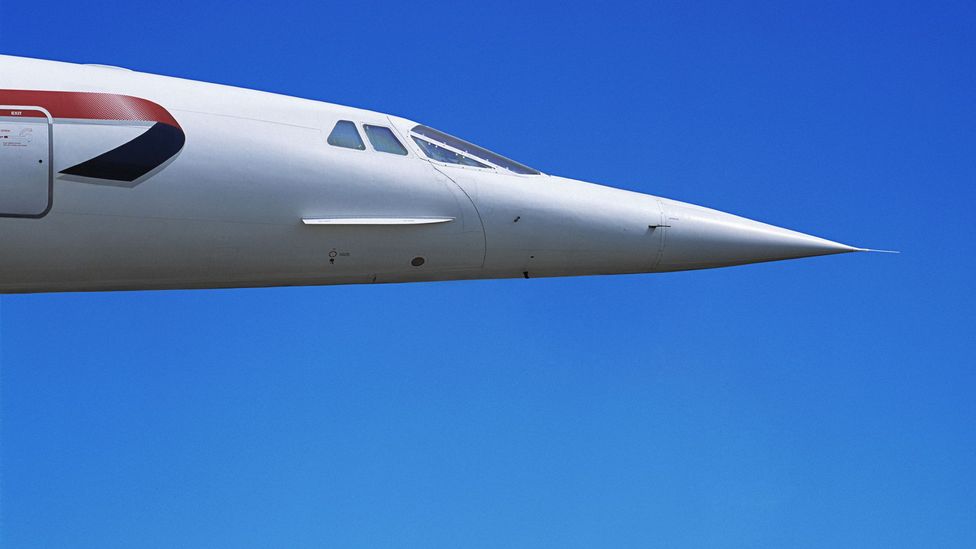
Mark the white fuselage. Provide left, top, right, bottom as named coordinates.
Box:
left=0, top=55, right=857, bottom=293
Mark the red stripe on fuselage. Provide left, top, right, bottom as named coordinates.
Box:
left=0, top=90, right=180, bottom=128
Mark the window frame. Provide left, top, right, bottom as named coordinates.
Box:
left=362, top=124, right=409, bottom=156
left=326, top=119, right=367, bottom=151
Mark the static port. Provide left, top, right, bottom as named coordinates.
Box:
left=411, top=256, right=425, bottom=267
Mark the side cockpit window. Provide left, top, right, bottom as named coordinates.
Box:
left=411, top=125, right=540, bottom=175
left=364, top=125, right=408, bottom=155
left=327, top=120, right=365, bottom=150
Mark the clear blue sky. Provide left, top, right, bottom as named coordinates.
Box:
left=1, top=2, right=973, bottom=547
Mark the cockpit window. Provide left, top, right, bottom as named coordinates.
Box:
left=411, top=125, right=540, bottom=175
left=412, top=136, right=491, bottom=168
left=327, top=120, right=365, bottom=150
left=363, top=125, right=408, bottom=155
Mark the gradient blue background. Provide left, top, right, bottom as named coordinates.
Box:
left=1, top=2, right=973, bottom=547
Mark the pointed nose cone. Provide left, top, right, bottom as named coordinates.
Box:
left=657, top=199, right=859, bottom=271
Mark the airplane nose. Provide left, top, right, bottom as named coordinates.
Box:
left=657, top=199, right=859, bottom=271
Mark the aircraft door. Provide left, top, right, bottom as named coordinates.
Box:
left=0, top=107, right=52, bottom=218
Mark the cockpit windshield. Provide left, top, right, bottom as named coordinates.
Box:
left=410, top=125, right=541, bottom=175
left=411, top=137, right=490, bottom=168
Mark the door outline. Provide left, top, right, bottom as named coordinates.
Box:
left=0, top=105, right=53, bottom=219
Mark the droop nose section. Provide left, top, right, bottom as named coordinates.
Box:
left=657, top=199, right=859, bottom=271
